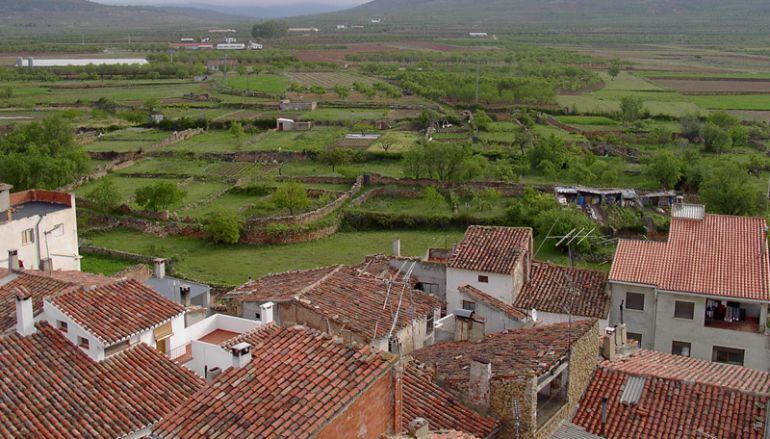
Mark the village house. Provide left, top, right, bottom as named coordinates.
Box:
left=609, top=203, right=770, bottom=370
left=153, top=324, right=497, bottom=438
left=569, top=326, right=770, bottom=438
left=412, top=319, right=600, bottom=439
left=276, top=117, right=313, bottom=131
left=0, top=310, right=202, bottom=438
left=444, top=226, right=610, bottom=334
left=223, top=264, right=443, bottom=354
left=0, top=184, right=80, bottom=271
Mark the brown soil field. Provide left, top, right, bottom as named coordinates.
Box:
left=384, top=41, right=472, bottom=52
left=728, top=110, right=770, bottom=123
left=651, top=78, right=770, bottom=94
left=294, top=43, right=399, bottom=64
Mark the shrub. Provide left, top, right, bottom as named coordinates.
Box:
left=204, top=210, right=243, bottom=244
left=135, top=182, right=185, bottom=212
left=86, top=180, right=121, bottom=212
left=271, top=182, right=310, bottom=215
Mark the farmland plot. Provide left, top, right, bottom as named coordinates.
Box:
left=284, top=71, right=379, bottom=89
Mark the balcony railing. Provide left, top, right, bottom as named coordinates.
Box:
left=166, top=344, right=192, bottom=364
left=704, top=316, right=761, bottom=333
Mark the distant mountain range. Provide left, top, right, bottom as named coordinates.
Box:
left=0, top=0, right=243, bottom=32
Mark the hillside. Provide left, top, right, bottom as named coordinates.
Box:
left=0, top=0, right=242, bottom=33
left=313, top=0, right=770, bottom=33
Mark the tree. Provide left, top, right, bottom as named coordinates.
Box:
left=702, top=123, right=732, bottom=153
left=679, top=114, right=703, bottom=142
left=0, top=115, right=89, bottom=190
left=645, top=150, right=683, bottom=189
left=506, top=187, right=560, bottom=226
left=205, top=210, right=243, bottom=244
left=534, top=207, right=598, bottom=254
left=402, top=146, right=426, bottom=179
left=707, top=111, right=739, bottom=130
left=608, top=60, right=621, bottom=80
left=334, top=85, right=350, bottom=99
left=474, top=110, right=493, bottom=131
left=271, top=182, right=310, bottom=215
left=229, top=121, right=244, bottom=141
left=527, top=135, right=567, bottom=174
left=423, top=186, right=445, bottom=209
left=472, top=188, right=501, bottom=212
left=422, top=142, right=478, bottom=182
left=86, top=179, right=122, bottom=211
left=142, top=98, right=159, bottom=113
left=135, top=182, right=185, bottom=212
left=317, top=146, right=351, bottom=173
left=699, top=162, right=764, bottom=216
left=618, top=96, right=645, bottom=124
left=251, top=20, right=288, bottom=39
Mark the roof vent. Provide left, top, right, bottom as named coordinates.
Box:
left=620, top=375, right=646, bottom=406
left=230, top=342, right=252, bottom=369
left=671, top=203, right=705, bottom=220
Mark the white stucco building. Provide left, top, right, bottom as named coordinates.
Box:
left=609, top=204, right=770, bottom=371
left=0, top=184, right=80, bottom=272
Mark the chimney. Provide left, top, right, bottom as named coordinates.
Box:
left=230, top=342, right=252, bottom=368
left=8, top=249, right=20, bottom=272
left=39, top=257, right=53, bottom=273
left=153, top=258, right=166, bottom=279
left=15, top=288, right=36, bottom=336
left=392, top=237, right=401, bottom=257
left=602, top=324, right=631, bottom=361
left=469, top=358, right=491, bottom=409
left=454, top=310, right=486, bottom=342
left=407, top=418, right=430, bottom=439
left=259, top=301, right=274, bottom=324
left=179, top=284, right=191, bottom=307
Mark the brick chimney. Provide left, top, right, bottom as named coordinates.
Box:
left=602, top=323, right=634, bottom=361
left=8, top=249, right=20, bottom=272
left=230, top=342, right=252, bottom=368
left=153, top=258, right=166, bottom=279
left=15, top=288, right=36, bottom=336
left=179, top=284, right=191, bottom=307
left=469, top=358, right=491, bottom=410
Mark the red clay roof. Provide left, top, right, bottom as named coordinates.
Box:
left=0, top=323, right=203, bottom=438
left=458, top=284, right=527, bottom=319
left=449, top=226, right=532, bottom=274
left=413, top=320, right=596, bottom=389
left=154, top=325, right=394, bottom=438
left=514, top=261, right=609, bottom=319
left=0, top=270, right=120, bottom=334
left=611, top=214, right=770, bottom=301
left=404, top=361, right=500, bottom=438
left=224, top=265, right=340, bottom=302
left=599, top=348, right=770, bottom=396
left=50, top=278, right=184, bottom=345
left=572, top=367, right=769, bottom=438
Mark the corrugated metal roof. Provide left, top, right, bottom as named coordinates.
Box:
left=620, top=375, right=646, bottom=405
left=671, top=203, right=705, bottom=220
left=550, top=422, right=604, bottom=439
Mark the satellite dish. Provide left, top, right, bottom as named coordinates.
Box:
left=531, top=309, right=538, bottom=322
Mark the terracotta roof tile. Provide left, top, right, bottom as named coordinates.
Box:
left=572, top=367, right=769, bottom=438
left=0, top=323, right=203, bottom=438
left=599, top=348, right=770, bottom=396
left=0, top=273, right=79, bottom=334
left=611, top=214, right=770, bottom=300
left=413, top=320, right=596, bottom=389
left=224, top=265, right=340, bottom=302
left=403, top=361, right=500, bottom=438
left=514, top=261, right=609, bottom=319
left=458, top=284, right=527, bottom=319
left=154, top=325, right=394, bottom=438
left=50, top=278, right=184, bottom=345
left=449, top=226, right=532, bottom=274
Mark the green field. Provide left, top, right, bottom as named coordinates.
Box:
left=224, top=74, right=289, bottom=94
left=84, top=228, right=465, bottom=285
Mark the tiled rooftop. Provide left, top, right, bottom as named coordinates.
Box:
left=403, top=361, right=500, bottom=438
left=572, top=367, right=768, bottom=438
left=513, top=261, right=609, bottom=319
left=458, top=284, right=527, bottom=319
left=0, top=270, right=120, bottom=334
left=0, top=323, right=203, bottom=438
left=154, top=325, right=394, bottom=438
left=611, top=214, right=770, bottom=301
left=413, top=320, right=596, bottom=389
left=49, top=278, right=184, bottom=345
left=224, top=265, right=340, bottom=302
left=599, top=348, right=770, bottom=396
left=448, top=226, right=532, bottom=274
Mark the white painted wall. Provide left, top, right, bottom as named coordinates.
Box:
left=0, top=203, right=80, bottom=271
left=455, top=289, right=527, bottom=333
left=43, top=300, right=106, bottom=361
left=178, top=314, right=260, bottom=346
left=446, top=267, right=514, bottom=313
left=187, top=340, right=233, bottom=378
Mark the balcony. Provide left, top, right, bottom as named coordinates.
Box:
left=704, top=300, right=763, bottom=334
left=704, top=316, right=761, bottom=333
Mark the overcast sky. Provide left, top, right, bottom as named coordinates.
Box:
left=96, top=0, right=366, bottom=5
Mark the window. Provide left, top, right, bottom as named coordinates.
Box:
left=712, top=346, right=745, bottom=366
left=420, top=283, right=439, bottom=294
left=255, top=311, right=261, bottom=321
left=626, top=292, right=645, bottom=311
left=57, top=320, right=68, bottom=333
left=426, top=313, right=434, bottom=335
left=674, top=301, right=695, bottom=319
left=462, top=300, right=476, bottom=312
left=477, top=275, right=489, bottom=283
left=21, top=228, right=34, bottom=246
left=627, top=332, right=642, bottom=345
left=672, top=341, right=691, bottom=357
left=78, top=337, right=90, bottom=349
